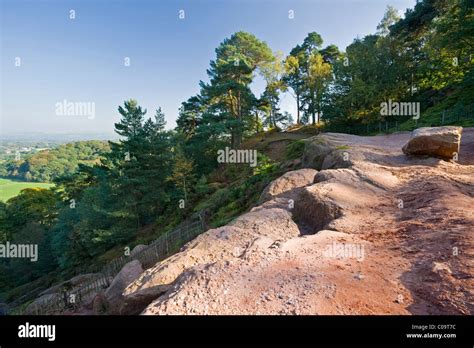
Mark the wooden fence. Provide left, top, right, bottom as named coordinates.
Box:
left=10, top=218, right=204, bottom=315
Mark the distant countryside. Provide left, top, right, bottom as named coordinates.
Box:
left=0, top=179, right=53, bottom=202
left=0, top=140, right=109, bottom=201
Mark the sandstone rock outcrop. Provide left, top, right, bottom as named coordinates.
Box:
left=124, top=207, right=301, bottom=296
left=139, top=129, right=474, bottom=315
left=259, top=168, right=317, bottom=203
left=293, top=184, right=343, bottom=233
left=402, top=126, right=462, bottom=159
left=301, top=134, right=355, bottom=170
left=26, top=128, right=472, bottom=316
left=120, top=284, right=171, bottom=315
left=104, top=260, right=143, bottom=313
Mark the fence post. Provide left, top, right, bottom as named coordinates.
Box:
left=153, top=242, right=159, bottom=259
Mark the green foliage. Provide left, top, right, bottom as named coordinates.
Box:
left=51, top=100, right=178, bottom=270
left=167, top=146, right=195, bottom=203
left=0, top=141, right=109, bottom=183
left=0, top=188, right=59, bottom=290
left=177, top=31, right=275, bottom=150
left=283, top=32, right=341, bottom=125
left=253, top=153, right=278, bottom=176
left=285, top=140, right=306, bottom=160
left=323, top=0, right=473, bottom=129
left=207, top=169, right=279, bottom=228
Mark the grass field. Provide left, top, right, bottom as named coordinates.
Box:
left=0, top=178, right=54, bottom=201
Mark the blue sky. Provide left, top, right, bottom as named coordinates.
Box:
left=1, top=0, right=416, bottom=135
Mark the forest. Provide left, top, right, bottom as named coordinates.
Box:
left=0, top=0, right=472, bottom=300
left=0, top=141, right=110, bottom=183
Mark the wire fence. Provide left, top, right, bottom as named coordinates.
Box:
left=322, top=104, right=474, bottom=135
left=10, top=218, right=205, bottom=315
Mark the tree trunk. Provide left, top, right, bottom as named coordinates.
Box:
left=233, top=128, right=243, bottom=148
left=296, top=93, right=300, bottom=125
left=255, top=111, right=259, bottom=133
left=183, top=177, right=187, bottom=203
left=315, top=89, right=319, bottom=124
left=231, top=131, right=242, bottom=149
left=235, top=90, right=242, bottom=147
left=271, top=100, right=277, bottom=129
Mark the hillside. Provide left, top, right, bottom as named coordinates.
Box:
left=18, top=126, right=473, bottom=315
left=0, top=128, right=316, bottom=305
left=87, top=129, right=316, bottom=262
left=132, top=128, right=473, bottom=315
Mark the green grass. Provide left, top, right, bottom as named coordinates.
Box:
left=0, top=178, right=53, bottom=201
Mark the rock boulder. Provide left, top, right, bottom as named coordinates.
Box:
left=104, top=260, right=143, bottom=313
left=302, top=135, right=354, bottom=170
left=402, top=126, right=462, bottom=159
left=259, top=168, right=317, bottom=203
left=120, top=284, right=171, bottom=315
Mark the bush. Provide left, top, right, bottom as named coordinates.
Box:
left=285, top=140, right=306, bottom=160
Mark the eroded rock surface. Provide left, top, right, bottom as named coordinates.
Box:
left=259, top=168, right=317, bottom=203
left=44, top=127, right=472, bottom=316
left=137, top=128, right=473, bottom=315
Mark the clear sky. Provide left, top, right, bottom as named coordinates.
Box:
left=1, top=0, right=416, bottom=135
